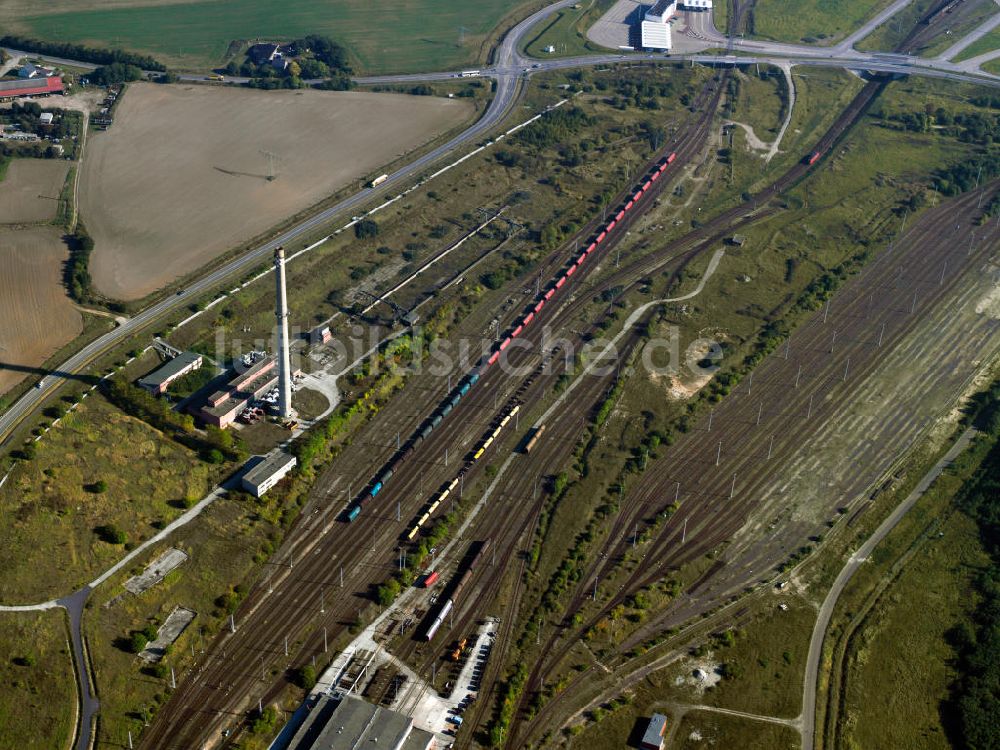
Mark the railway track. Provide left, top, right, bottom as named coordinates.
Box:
left=137, top=64, right=735, bottom=749
left=507, top=185, right=1000, bottom=746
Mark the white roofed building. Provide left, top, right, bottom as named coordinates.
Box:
left=678, top=0, right=712, bottom=9
left=640, top=0, right=676, bottom=50
left=646, top=0, right=677, bottom=22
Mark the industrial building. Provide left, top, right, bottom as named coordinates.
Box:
left=640, top=0, right=676, bottom=51
left=0, top=76, right=64, bottom=102
left=677, top=0, right=712, bottom=9
left=640, top=713, right=669, bottom=750
left=241, top=451, right=297, bottom=497
left=138, top=351, right=204, bottom=395
left=195, top=354, right=301, bottom=428
left=287, top=694, right=435, bottom=750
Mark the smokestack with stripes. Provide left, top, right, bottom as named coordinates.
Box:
left=274, top=246, right=294, bottom=419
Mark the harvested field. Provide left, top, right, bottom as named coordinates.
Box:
left=0, top=158, right=70, bottom=224
left=81, top=83, right=474, bottom=300
left=0, top=226, right=81, bottom=396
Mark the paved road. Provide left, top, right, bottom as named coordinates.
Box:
left=800, top=426, right=978, bottom=750
left=4, top=0, right=1000, bottom=452
left=935, top=0, right=1000, bottom=62
left=0, top=3, right=579, bottom=449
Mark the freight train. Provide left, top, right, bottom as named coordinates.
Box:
left=423, top=539, right=492, bottom=641
left=343, top=152, right=679, bottom=523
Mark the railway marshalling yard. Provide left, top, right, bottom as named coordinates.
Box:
left=3, top=2, right=1000, bottom=750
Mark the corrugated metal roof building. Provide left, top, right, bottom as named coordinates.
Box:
left=0, top=76, right=64, bottom=101
left=287, top=694, right=435, bottom=750
left=640, top=713, right=668, bottom=749
left=138, top=351, right=204, bottom=395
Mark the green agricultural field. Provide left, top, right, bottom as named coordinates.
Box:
left=0, top=392, right=223, bottom=603
left=0, top=610, right=76, bottom=750
left=750, top=0, right=890, bottom=45
left=5, top=0, right=537, bottom=74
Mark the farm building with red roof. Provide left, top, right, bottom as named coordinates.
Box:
left=0, top=76, right=64, bottom=102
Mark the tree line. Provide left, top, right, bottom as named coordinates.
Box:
left=945, top=380, right=1000, bottom=749
left=0, top=34, right=165, bottom=71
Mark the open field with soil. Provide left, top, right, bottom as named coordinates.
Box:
left=0, top=226, right=81, bottom=396
left=81, top=83, right=474, bottom=301
left=0, top=158, right=70, bottom=224
left=3, top=0, right=534, bottom=74
left=0, top=610, right=76, bottom=749
left=0, top=392, right=222, bottom=603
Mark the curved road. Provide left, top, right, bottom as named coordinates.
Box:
left=800, top=426, right=978, bottom=750
left=4, top=1, right=1000, bottom=451
left=0, top=0, right=579, bottom=449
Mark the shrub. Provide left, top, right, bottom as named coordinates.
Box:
left=127, top=631, right=149, bottom=654
left=95, top=524, right=126, bottom=544
left=354, top=219, right=379, bottom=240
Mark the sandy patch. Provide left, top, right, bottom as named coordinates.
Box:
left=0, top=159, right=70, bottom=224
left=974, top=276, right=1000, bottom=318
left=0, top=226, right=82, bottom=395
left=81, top=83, right=473, bottom=300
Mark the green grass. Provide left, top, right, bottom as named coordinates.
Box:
left=750, top=0, right=890, bottom=45
left=714, top=1, right=730, bottom=35
left=952, top=25, right=1000, bottom=62
left=0, top=392, right=223, bottom=602
left=985, top=56, right=1000, bottom=75
left=85, top=493, right=291, bottom=749
left=856, top=0, right=935, bottom=53
left=0, top=155, right=10, bottom=182
left=671, top=711, right=800, bottom=749
left=10, top=0, right=537, bottom=74
left=917, top=0, right=998, bottom=59
left=841, top=510, right=987, bottom=750
left=727, top=66, right=787, bottom=143
left=0, top=610, right=76, bottom=750
left=522, top=0, right=616, bottom=58
left=815, top=417, right=999, bottom=750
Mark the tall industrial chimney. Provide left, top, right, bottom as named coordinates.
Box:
left=273, top=246, right=294, bottom=419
